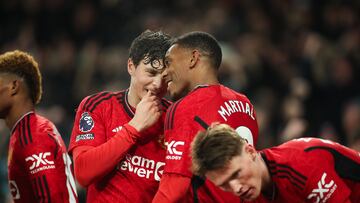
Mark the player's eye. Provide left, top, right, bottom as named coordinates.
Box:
left=164, top=59, right=170, bottom=67
left=147, top=70, right=157, bottom=76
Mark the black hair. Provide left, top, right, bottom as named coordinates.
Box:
left=129, top=30, right=172, bottom=69
left=173, top=31, right=222, bottom=69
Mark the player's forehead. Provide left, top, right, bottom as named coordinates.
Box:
left=165, top=44, right=182, bottom=58
left=206, top=164, right=234, bottom=186
left=139, top=58, right=166, bottom=73
left=207, top=155, right=246, bottom=185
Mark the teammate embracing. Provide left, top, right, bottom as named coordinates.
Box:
left=153, top=31, right=258, bottom=202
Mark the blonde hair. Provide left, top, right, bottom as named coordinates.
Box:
left=191, top=123, right=247, bottom=177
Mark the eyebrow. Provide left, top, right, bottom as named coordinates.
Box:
left=145, top=66, right=163, bottom=73
left=218, top=170, right=240, bottom=187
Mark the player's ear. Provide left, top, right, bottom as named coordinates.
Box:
left=189, top=49, right=200, bottom=69
left=127, top=58, right=136, bottom=76
left=9, top=79, right=20, bottom=96
left=245, top=144, right=256, bottom=160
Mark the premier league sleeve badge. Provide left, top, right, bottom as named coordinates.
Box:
left=79, top=112, right=95, bottom=132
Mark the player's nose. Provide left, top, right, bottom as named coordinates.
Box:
left=229, top=180, right=242, bottom=195
left=150, top=75, right=165, bottom=91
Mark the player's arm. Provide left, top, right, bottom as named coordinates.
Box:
left=73, top=124, right=141, bottom=186
left=304, top=156, right=353, bottom=203
left=23, top=137, right=77, bottom=202
left=73, top=91, right=163, bottom=187
left=152, top=173, right=191, bottom=203
left=153, top=112, right=195, bottom=202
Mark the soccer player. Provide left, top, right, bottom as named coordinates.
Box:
left=192, top=123, right=360, bottom=203
left=68, top=30, right=172, bottom=202
left=0, top=50, right=78, bottom=202
left=153, top=31, right=259, bottom=202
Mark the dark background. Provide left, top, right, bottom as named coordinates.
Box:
left=1, top=0, right=359, bottom=202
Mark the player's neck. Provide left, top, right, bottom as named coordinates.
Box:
left=190, top=65, right=219, bottom=90
left=260, top=154, right=275, bottom=200
left=126, top=88, right=139, bottom=108
left=6, top=99, right=34, bottom=130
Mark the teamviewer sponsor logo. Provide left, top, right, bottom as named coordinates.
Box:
left=307, top=172, right=337, bottom=203
left=119, top=154, right=165, bottom=181
left=166, top=140, right=184, bottom=160
left=25, top=152, right=56, bottom=174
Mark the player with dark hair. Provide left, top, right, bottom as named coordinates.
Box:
left=68, top=30, right=172, bottom=202
left=153, top=31, right=258, bottom=202
left=0, top=50, right=78, bottom=202
left=192, top=123, right=360, bottom=203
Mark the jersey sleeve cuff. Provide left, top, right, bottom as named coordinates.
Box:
left=123, top=123, right=142, bottom=141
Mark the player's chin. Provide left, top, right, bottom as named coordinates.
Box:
left=249, top=190, right=261, bottom=201
left=240, top=188, right=258, bottom=201
left=169, top=91, right=182, bottom=101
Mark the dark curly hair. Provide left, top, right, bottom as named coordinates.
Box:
left=0, top=50, right=42, bottom=104
left=129, top=30, right=172, bottom=69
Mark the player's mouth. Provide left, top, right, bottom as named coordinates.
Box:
left=239, top=188, right=252, bottom=199
left=147, top=89, right=165, bottom=97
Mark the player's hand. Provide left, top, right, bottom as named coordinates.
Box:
left=128, top=91, right=162, bottom=133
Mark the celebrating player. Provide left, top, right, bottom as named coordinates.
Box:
left=192, top=123, right=360, bottom=203
left=68, top=30, right=172, bottom=202
left=0, top=50, right=78, bottom=202
left=153, top=31, right=258, bottom=202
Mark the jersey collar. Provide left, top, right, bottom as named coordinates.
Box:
left=11, top=111, right=35, bottom=134
left=122, top=89, right=135, bottom=117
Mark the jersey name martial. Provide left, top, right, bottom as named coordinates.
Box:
left=217, top=100, right=255, bottom=121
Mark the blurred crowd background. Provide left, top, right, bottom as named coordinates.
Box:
left=1, top=0, right=359, bottom=202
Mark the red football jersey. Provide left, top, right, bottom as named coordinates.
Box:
left=261, top=137, right=360, bottom=203
left=8, top=111, right=78, bottom=203
left=164, top=84, right=259, bottom=202
left=69, top=90, right=170, bottom=202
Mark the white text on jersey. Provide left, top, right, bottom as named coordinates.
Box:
left=218, top=100, right=255, bottom=121
left=119, top=154, right=164, bottom=181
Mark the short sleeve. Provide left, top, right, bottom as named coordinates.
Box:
left=163, top=107, right=200, bottom=177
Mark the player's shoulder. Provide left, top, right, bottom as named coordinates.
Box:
left=187, top=84, right=248, bottom=102
left=15, top=114, right=63, bottom=153
left=78, top=90, right=124, bottom=113
left=261, top=149, right=309, bottom=190
left=265, top=138, right=339, bottom=165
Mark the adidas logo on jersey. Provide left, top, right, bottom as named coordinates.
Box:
left=112, top=126, right=123, bottom=133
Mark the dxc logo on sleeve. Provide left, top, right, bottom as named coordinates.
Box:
left=307, top=172, right=337, bottom=203
left=166, top=140, right=184, bottom=160
left=25, top=152, right=55, bottom=174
